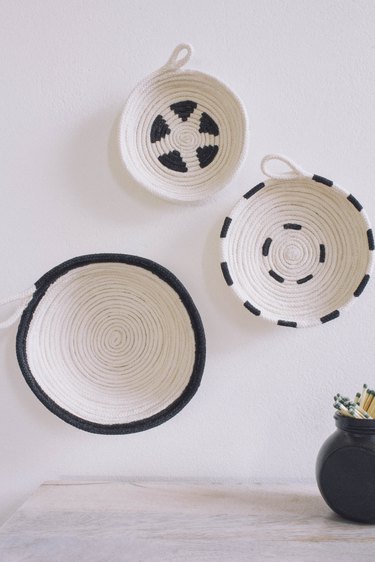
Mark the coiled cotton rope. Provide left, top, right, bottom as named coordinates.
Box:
left=220, top=155, right=374, bottom=328
left=11, top=255, right=205, bottom=433
left=119, top=44, right=248, bottom=202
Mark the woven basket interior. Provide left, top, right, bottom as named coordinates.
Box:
left=120, top=70, right=246, bottom=201
left=24, top=262, right=197, bottom=424
left=221, top=177, right=373, bottom=327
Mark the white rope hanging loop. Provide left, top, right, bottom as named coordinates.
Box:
left=0, top=287, right=35, bottom=330
left=13, top=255, right=206, bottom=433
left=220, top=154, right=374, bottom=328
left=119, top=43, right=248, bottom=202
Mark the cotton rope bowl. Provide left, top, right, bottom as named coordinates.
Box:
left=1, top=255, right=206, bottom=434
left=119, top=43, right=248, bottom=202
left=220, top=155, right=374, bottom=328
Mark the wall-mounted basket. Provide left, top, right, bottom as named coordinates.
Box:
left=0, top=254, right=206, bottom=433
left=220, top=155, right=374, bottom=328
left=119, top=43, right=248, bottom=202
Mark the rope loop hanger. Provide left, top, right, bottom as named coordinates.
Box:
left=0, top=287, right=35, bottom=330
left=119, top=43, right=248, bottom=202
left=220, top=154, right=374, bottom=328
left=260, top=154, right=308, bottom=180
left=162, top=43, right=193, bottom=72
left=0, top=254, right=206, bottom=434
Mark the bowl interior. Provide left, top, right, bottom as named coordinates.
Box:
left=222, top=177, right=373, bottom=327
left=23, top=262, right=198, bottom=425
left=120, top=70, right=247, bottom=201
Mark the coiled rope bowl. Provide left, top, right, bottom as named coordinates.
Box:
left=8, top=254, right=206, bottom=433
left=220, top=155, right=374, bottom=328
left=119, top=43, right=248, bottom=202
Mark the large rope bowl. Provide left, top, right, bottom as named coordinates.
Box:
left=9, top=254, right=206, bottom=433
left=220, top=155, right=374, bottom=328
left=119, top=44, right=248, bottom=202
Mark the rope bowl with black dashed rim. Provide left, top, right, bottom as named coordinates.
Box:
left=119, top=43, right=248, bottom=202
left=220, top=155, right=374, bottom=328
left=0, top=254, right=206, bottom=433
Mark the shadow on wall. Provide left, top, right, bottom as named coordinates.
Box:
left=63, top=106, right=171, bottom=225
left=201, top=213, right=276, bottom=345
left=64, top=105, right=210, bottom=226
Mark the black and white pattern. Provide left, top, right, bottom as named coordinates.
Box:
left=119, top=43, right=248, bottom=201
left=15, top=254, right=206, bottom=434
left=150, top=100, right=220, bottom=173
left=220, top=155, right=374, bottom=328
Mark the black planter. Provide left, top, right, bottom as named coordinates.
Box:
left=316, top=413, right=375, bottom=523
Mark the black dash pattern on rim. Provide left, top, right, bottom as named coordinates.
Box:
left=277, top=320, right=297, bottom=328
left=354, top=274, right=370, bottom=297
left=347, top=194, right=363, bottom=212
left=269, top=270, right=284, bottom=283
left=243, top=182, right=265, bottom=199
left=150, top=115, right=171, bottom=143
left=284, top=223, right=302, bottom=230
left=220, top=262, right=233, bottom=286
left=320, top=310, right=340, bottom=324
left=220, top=217, right=232, bottom=239
left=15, top=254, right=206, bottom=435
left=312, top=174, right=333, bottom=187
left=158, top=150, right=187, bottom=173
left=368, top=229, right=374, bottom=251
left=262, top=237, right=272, bottom=257
left=244, top=301, right=261, bottom=316
left=151, top=101, right=220, bottom=173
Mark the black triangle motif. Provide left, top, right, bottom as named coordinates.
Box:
left=199, top=112, right=219, bottom=136
left=158, top=150, right=188, bottom=173
left=150, top=114, right=171, bottom=143
left=196, top=145, right=219, bottom=169
left=170, top=100, right=197, bottom=122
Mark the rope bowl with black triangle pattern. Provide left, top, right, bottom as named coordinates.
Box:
left=220, top=155, right=374, bottom=328
left=119, top=43, right=248, bottom=202
left=0, top=254, right=206, bottom=433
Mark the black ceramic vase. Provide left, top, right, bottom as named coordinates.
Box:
left=316, top=413, right=375, bottom=523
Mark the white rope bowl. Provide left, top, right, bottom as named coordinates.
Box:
left=119, top=44, right=248, bottom=202
left=13, top=254, right=206, bottom=433
left=220, top=155, right=374, bottom=328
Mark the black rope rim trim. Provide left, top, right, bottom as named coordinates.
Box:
left=16, top=254, right=206, bottom=435
left=320, top=310, right=340, bottom=323
left=312, top=174, right=333, bottom=187
left=277, top=320, right=297, bottom=328
left=347, top=193, right=363, bottom=212
left=354, top=274, right=370, bottom=297
left=243, top=182, right=265, bottom=199
left=368, top=229, right=374, bottom=251
left=243, top=300, right=261, bottom=316
left=220, top=217, right=232, bottom=239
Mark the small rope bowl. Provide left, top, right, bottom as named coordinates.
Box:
left=220, top=155, right=374, bottom=328
left=119, top=43, right=248, bottom=202
left=0, top=254, right=206, bottom=433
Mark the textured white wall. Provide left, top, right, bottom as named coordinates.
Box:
left=1, top=0, right=375, bottom=524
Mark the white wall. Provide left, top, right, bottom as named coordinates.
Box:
left=1, top=0, right=375, bottom=524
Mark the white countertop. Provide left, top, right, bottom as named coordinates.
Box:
left=0, top=480, right=374, bottom=561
